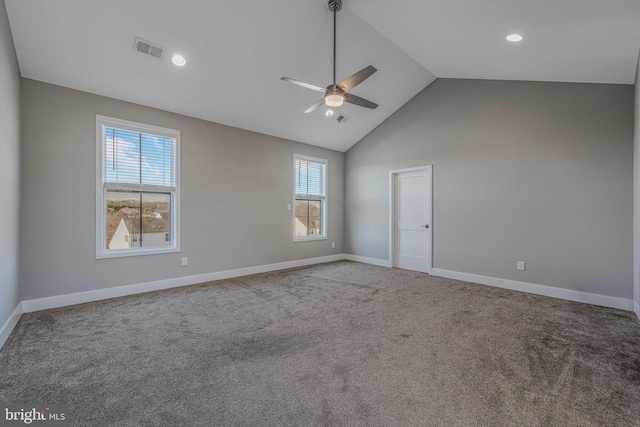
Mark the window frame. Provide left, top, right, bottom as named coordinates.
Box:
left=292, top=153, right=328, bottom=242
left=95, top=115, right=181, bottom=259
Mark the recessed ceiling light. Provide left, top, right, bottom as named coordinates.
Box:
left=171, top=54, right=186, bottom=66
left=506, top=34, right=523, bottom=42
left=325, top=110, right=334, bottom=117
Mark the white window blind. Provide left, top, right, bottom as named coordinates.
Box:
left=295, top=158, right=326, bottom=199
left=104, top=127, right=176, bottom=191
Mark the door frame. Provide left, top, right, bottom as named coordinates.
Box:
left=389, top=165, right=433, bottom=274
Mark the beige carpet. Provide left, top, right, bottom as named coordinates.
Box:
left=1, top=261, right=639, bottom=426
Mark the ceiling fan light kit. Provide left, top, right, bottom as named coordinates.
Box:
left=281, top=0, right=379, bottom=114
left=325, top=93, right=344, bottom=107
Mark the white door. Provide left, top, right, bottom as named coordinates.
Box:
left=393, top=168, right=432, bottom=273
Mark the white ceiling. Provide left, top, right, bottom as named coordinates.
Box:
left=5, top=1, right=640, bottom=152
left=4, top=0, right=434, bottom=152
left=349, top=0, right=640, bottom=85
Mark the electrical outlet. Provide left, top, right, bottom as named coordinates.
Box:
left=182, top=257, right=188, bottom=266
left=517, top=261, right=525, bottom=271
left=287, top=204, right=291, bottom=211
left=331, top=242, right=335, bottom=248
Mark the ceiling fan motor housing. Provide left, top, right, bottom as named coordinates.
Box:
left=327, top=85, right=344, bottom=95
left=328, top=0, right=342, bottom=12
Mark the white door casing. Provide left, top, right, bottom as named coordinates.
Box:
left=389, top=166, right=432, bottom=273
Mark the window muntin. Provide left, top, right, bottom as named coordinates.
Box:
left=96, top=116, right=180, bottom=258
left=294, top=154, right=327, bottom=240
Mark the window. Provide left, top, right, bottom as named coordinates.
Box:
left=96, top=115, right=180, bottom=258
left=293, top=154, right=327, bottom=241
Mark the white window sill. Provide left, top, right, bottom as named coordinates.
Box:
left=96, top=246, right=180, bottom=259
left=293, top=236, right=327, bottom=243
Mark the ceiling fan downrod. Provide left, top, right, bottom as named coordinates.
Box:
left=328, top=0, right=342, bottom=88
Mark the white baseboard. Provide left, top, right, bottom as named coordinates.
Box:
left=0, top=302, right=24, bottom=350
left=344, top=254, right=392, bottom=267
left=635, top=301, right=640, bottom=320
left=22, top=254, right=346, bottom=313
left=432, top=268, right=634, bottom=312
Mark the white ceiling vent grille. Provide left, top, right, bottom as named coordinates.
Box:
left=134, top=38, right=164, bottom=60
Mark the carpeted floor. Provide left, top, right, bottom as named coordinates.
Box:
left=1, top=261, right=639, bottom=426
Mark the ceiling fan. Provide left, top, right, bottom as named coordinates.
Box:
left=281, top=0, right=379, bottom=114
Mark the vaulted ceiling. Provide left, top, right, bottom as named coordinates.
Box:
left=5, top=0, right=640, bottom=151
left=349, top=0, right=640, bottom=85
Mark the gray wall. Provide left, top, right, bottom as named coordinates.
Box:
left=346, top=79, right=633, bottom=299
left=634, top=51, right=640, bottom=312
left=20, top=79, right=344, bottom=300
left=0, top=0, right=21, bottom=326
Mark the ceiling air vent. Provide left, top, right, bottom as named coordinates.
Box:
left=134, top=37, right=164, bottom=60
left=336, top=114, right=351, bottom=124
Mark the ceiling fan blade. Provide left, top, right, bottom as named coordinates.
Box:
left=281, top=77, right=327, bottom=93
left=305, top=98, right=326, bottom=114
left=337, top=66, right=377, bottom=92
left=343, top=93, right=378, bottom=109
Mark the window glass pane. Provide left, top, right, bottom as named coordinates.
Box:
left=294, top=199, right=322, bottom=237
left=295, top=160, right=308, bottom=195
left=106, top=191, right=141, bottom=250
left=141, top=134, right=175, bottom=187
left=295, top=200, right=310, bottom=237
left=105, top=129, right=142, bottom=185
left=308, top=200, right=321, bottom=235
left=295, top=158, right=325, bottom=197
left=105, top=127, right=175, bottom=187
left=307, top=163, right=324, bottom=197
left=141, top=193, right=171, bottom=247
